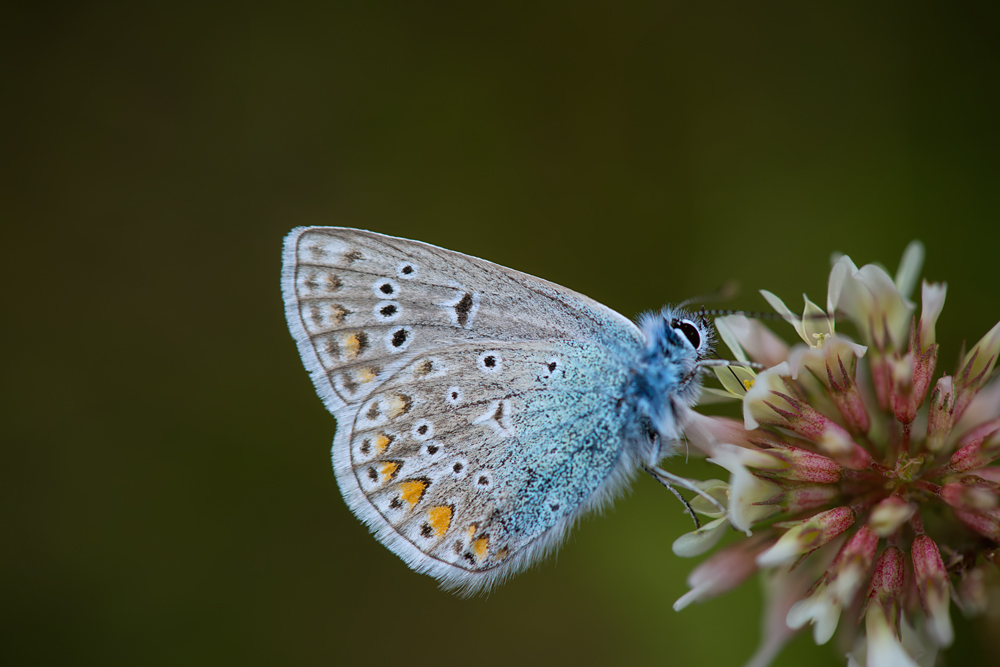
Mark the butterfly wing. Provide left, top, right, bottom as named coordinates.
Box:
left=281, top=227, right=644, bottom=591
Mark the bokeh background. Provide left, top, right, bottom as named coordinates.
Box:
left=4, top=2, right=999, bottom=665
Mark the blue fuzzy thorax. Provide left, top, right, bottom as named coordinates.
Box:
left=624, top=306, right=715, bottom=464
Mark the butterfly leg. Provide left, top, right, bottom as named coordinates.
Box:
left=643, top=465, right=729, bottom=529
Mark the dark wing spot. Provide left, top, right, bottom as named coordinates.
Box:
left=325, top=274, right=343, bottom=291
left=478, top=476, right=489, bottom=486
left=379, top=283, right=394, bottom=295
left=463, top=552, right=476, bottom=564
left=493, top=401, right=504, bottom=421
left=303, top=275, right=319, bottom=290
left=340, top=373, right=358, bottom=393
left=367, top=467, right=377, bottom=481
left=379, top=304, right=397, bottom=317
left=401, top=265, right=413, bottom=275
left=483, top=355, right=496, bottom=368
left=454, top=292, right=474, bottom=327
left=547, top=362, right=557, bottom=372
left=420, top=524, right=433, bottom=538
left=355, top=331, right=369, bottom=354
left=453, top=541, right=463, bottom=554
left=414, top=360, right=433, bottom=377
left=550, top=503, right=560, bottom=511
left=451, top=391, right=459, bottom=400
left=324, top=338, right=340, bottom=357
left=426, top=444, right=439, bottom=454
left=360, top=439, right=371, bottom=455
left=344, top=250, right=364, bottom=263
left=391, top=329, right=409, bottom=347
left=389, top=497, right=402, bottom=509
left=417, top=424, right=428, bottom=435
left=453, top=463, right=463, bottom=473
left=366, top=402, right=381, bottom=420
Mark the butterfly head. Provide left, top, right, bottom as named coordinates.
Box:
left=638, top=306, right=715, bottom=363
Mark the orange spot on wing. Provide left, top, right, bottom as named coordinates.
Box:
left=427, top=506, right=453, bottom=537
left=466, top=524, right=477, bottom=538
left=378, top=461, right=400, bottom=481
left=357, top=366, right=377, bottom=383
left=374, top=433, right=392, bottom=454
left=399, top=479, right=429, bottom=508
left=386, top=393, right=413, bottom=418
left=472, top=537, right=489, bottom=560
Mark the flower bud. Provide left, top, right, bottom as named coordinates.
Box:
left=926, top=375, right=955, bottom=453
left=957, top=565, right=990, bottom=616
left=910, top=534, right=953, bottom=647
left=757, top=444, right=844, bottom=483
left=953, top=508, right=1000, bottom=542
left=949, top=425, right=1000, bottom=472
left=866, top=546, right=906, bottom=616
left=868, top=497, right=917, bottom=537
left=940, top=479, right=999, bottom=513
left=757, top=506, right=856, bottom=567
left=757, top=484, right=841, bottom=515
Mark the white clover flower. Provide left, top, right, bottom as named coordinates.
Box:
left=674, top=242, right=1000, bottom=667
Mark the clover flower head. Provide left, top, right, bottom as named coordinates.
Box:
left=677, top=242, right=1000, bottom=667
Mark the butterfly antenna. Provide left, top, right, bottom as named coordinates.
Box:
left=678, top=280, right=740, bottom=309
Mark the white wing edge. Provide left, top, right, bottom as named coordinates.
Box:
left=331, top=419, right=641, bottom=595
left=281, top=226, right=349, bottom=413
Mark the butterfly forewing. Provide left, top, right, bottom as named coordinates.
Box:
left=281, top=227, right=645, bottom=590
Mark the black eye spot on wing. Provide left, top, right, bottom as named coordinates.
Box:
left=379, top=283, right=394, bottom=295
left=392, top=329, right=408, bottom=347
left=484, top=356, right=495, bottom=367
left=380, top=304, right=397, bottom=317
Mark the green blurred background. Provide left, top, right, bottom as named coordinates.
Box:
left=4, top=2, right=999, bottom=665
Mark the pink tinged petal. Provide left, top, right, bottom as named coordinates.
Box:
left=869, top=353, right=893, bottom=411
left=757, top=484, right=841, bottom=515
left=865, top=603, right=921, bottom=667
left=918, top=281, right=947, bottom=349
left=757, top=444, right=844, bottom=483
left=869, top=497, right=917, bottom=537
left=952, top=508, right=1000, bottom=542
left=952, top=375, right=1000, bottom=439
left=756, top=506, right=857, bottom=567
left=953, top=319, right=1000, bottom=421
left=673, top=536, right=769, bottom=610
left=949, top=425, right=1000, bottom=472
left=940, top=479, right=1000, bottom=513
left=683, top=411, right=762, bottom=456
left=910, top=535, right=954, bottom=647
left=925, top=376, right=955, bottom=453
left=715, top=314, right=789, bottom=368
left=854, top=263, right=915, bottom=351
left=672, top=517, right=730, bottom=558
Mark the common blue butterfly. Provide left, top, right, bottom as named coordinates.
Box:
left=281, top=227, right=720, bottom=593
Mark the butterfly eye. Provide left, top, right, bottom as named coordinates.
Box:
left=675, top=319, right=702, bottom=350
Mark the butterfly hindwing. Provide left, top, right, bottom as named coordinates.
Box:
left=281, top=227, right=646, bottom=591
left=337, top=340, right=637, bottom=591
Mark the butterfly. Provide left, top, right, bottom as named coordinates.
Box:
left=281, top=227, right=724, bottom=593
